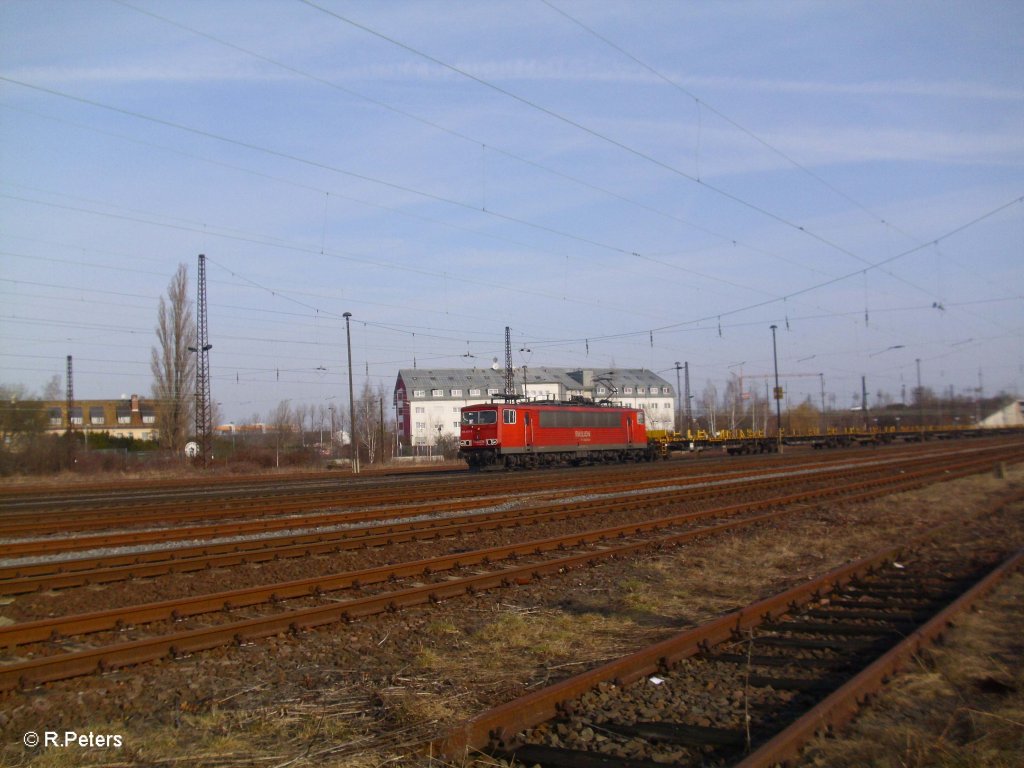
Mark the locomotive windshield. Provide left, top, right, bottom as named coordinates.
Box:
left=462, top=409, right=497, bottom=425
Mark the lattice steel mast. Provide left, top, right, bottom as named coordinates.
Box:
left=193, top=254, right=213, bottom=466
left=65, top=355, right=74, bottom=433
left=504, top=326, right=515, bottom=399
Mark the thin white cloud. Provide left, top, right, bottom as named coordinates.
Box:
left=696, top=75, right=1024, bottom=102
left=326, top=56, right=1024, bottom=103
left=8, top=61, right=294, bottom=85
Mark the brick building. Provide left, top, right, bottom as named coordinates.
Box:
left=42, top=394, right=160, bottom=441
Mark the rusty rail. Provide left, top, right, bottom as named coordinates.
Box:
left=732, top=547, right=1024, bottom=768
left=432, top=488, right=1024, bottom=759
left=2, top=451, right=1009, bottom=644
left=4, top=445, right=1012, bottom=564
left=1, top=441, right=1010, bottom=539
left=1, top=452, right=1014, bottom=692
left=0, top=451, right=965, bottom=593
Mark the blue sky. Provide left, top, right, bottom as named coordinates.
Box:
left=2, top=0, right=1022, bottom=424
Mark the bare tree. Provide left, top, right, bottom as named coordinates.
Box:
left=270, top=401, right=293, bottom=437
left=150, top=264, right=196, bottom=454
left=702, top=381, right=718, bottom=435
left=350, top=382, right=399, bottom=464
left=294, top=403, right=309, bottom=447
left=42, top=375, right=62, bottom=401
left=354, top=382, right=380, bottom=464
left=313, top=404, right=330, bottom=449
left=0, top=384, right=46, bottom=444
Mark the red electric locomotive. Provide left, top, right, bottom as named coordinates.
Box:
left=459, top=399, right=658, bottom=469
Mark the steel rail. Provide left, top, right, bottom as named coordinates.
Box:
left=0, top=451, right=816, bottom=505
left=0, top=457, right=789, bottom=538
left=0, top=462, right=459, bottom=501
left=733, top=548, right=1024, bottom=768
left=0, top=454, right=1010, bottom=692
left=432, top=489, right=1024, bottom=760
left=0, top=476, right=533, bottom=534
left=3, top=447, right=1011, bottom=592
left=0, top=453, right=781, bottom=518
left=0, top=467, right=846, bottom=593
left=0, top=441, right=1006, bottom=532
left=4, top=444, right=1009, bottom=562
left=0, top=464, right=932, bottom=645
left=2, top=444, right=1007, bottom=593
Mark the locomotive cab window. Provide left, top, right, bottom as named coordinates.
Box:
left=503, top=409, right=517, bottom=424
left=462, top=409, right=497, bottom=425
left=637, top=412, right=645, bottom=424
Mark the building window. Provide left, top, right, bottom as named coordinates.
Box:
left=415, top=421, right=426, bottom=430
left=413, top=389, right=426, bottom=398
left=663, top=387, right=672, bottom=394
left=451, top=389, right=462, bottom=397
left=431, top=389, right=443, bottom=397
left=453, top=421, right=460, bottom=429
left=90, top=407, right=105, bottom=425
left=415, top=407, right=425, bottom=414
left=596, top=386, right=606, bottom=395
left=470, top=388, right=481, bottom=397
left=487, top=388, right=499, bottom=396
left=624, top=387, right=634, bottom=395
left=637, top=387, right=645, bottom=395
left=48, top=408, right=62, bottom=427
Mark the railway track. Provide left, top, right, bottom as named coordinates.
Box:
left=2, top=445, right=1018, bottom=594
left=0, top=446, right=1015, bottom=693
left=0, top=441, right=1005, bottom=538
left=435, top=494, right=1024, bottom=766
left=3, top=443, right=1016, bottom=567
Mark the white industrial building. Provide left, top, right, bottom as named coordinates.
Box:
left=394, top=367, right=676, bottom=449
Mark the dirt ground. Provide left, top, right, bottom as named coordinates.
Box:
left=1, top=462, right=1021, bottom=768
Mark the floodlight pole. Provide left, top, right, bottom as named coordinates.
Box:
left=344, top=312, right=359, bottom=474
left=674, top=362, right=682, bottom=434
left=770, top=325, right=782, bottom=453
left=819, top=372, right=827, bottom=432
left=916, top=357, right=924, bottom=437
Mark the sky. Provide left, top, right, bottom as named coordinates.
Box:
left=1, top=0, right=1022, bottom=425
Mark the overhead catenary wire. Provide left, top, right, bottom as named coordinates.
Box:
left=0, top=62, right=984, bottom=342
left=3, top=6, right=1019, bottom=408
left=298, top=0, right=943, bottom=294
left=6, top=173, right=1016, bottom=360
left=112, top=0, right=1005, bottom=324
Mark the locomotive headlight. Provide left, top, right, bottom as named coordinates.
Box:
left=486, top=438, right=498, bottom=446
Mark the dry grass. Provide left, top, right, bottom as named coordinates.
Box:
left=411, top=601, right=644, bottom=694
left=4, top=464, right=1021, bottom=768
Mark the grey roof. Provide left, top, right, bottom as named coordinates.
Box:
left=396, top=367, right=672, bottom=396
